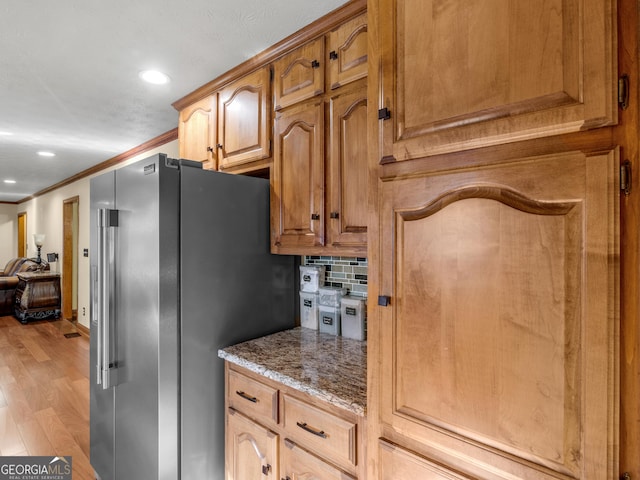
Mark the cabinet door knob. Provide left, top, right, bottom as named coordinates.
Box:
left=216, top=143, right=223, bottom=149
left=311, top=59, right=320, bottom=68
left=378, top=295, right=391, bottom=306
left=329, top=50, right=338, bottom=60
left=311, top=214, right=320, bottom=220
left=206, top=146, right=214, bottom=152
left=330, top=212, right=339, bottom=219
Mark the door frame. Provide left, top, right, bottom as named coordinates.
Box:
left=62, top=196, right=79, bottom=321
left=17, top=212, right=26, bottom=257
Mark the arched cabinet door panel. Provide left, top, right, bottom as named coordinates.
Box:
left=327, top=12, right=368, bottom=90
left=217, top=66, right=271, bottom=170
left=374, top=149, right=619, bottom=479
left=226, top=408, right=279, bottom=480
left=271, top=99, right=325, bottom=254
left=273, top=38, right=325, bottom=111
left=178, top=95, right=217, bottom=170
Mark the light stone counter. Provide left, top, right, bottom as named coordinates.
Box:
left=218, top=327, right=367, bottom=415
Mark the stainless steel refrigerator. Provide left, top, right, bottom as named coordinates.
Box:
left=89, top=153, right=296, bottom=480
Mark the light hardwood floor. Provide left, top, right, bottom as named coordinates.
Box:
left=0, top=315, right=94, bottom=480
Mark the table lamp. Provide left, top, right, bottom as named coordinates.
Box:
left=33, top=234, right=45, bottom=264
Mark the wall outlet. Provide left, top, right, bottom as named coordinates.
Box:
left=82, top=307, right=86, bottom=316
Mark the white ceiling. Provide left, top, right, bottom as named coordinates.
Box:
left=0, top=0, right=349, bottom=203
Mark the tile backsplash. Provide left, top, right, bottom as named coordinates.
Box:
left=302, top=256, right=368, bottom=298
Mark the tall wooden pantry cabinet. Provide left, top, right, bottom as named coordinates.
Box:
left=367, top=0, right=639, bottom=479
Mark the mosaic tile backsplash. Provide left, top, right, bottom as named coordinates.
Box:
left=303, top=256, right=368, bottom=298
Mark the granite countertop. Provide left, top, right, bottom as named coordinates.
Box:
left=218, top=327, right=367, bottom=416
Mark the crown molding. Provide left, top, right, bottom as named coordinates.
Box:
left=171, top=0, right=366, bottom=111
left=16, top=128, right=178, bottom=204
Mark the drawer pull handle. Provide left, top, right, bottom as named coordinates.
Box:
left=296, top=421, right=327, bottom=438
left=236, top=390, right=258, bottom=403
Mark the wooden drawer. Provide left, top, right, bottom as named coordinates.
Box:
left=379, top=439, right=472, bottom=480
left=228, top=369, right=278, bottom=425
left=281, top=394, right=357, bottom=470
left=281, top=438, right=356, bottom=480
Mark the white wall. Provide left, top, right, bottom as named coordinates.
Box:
left=0, top=203, right=18, bottom=267
left=17, top=140, right=179, bottom=329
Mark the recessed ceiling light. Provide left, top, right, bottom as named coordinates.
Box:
left=139, top=70, right=170, bottom=85
left=4, top=179, right=16, bottom=184
left=37, top=151, right=55, bottom=157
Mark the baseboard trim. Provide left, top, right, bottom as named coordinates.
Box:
left=76, top=322, right=90, bottom=337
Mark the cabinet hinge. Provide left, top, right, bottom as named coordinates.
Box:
left=621, top=473, right=631, bottom=480
left=621, top=160, right=632, bottom=196
left=378, top=107, right=391, bottom=120
left=619, top=74, right=629, bottom=110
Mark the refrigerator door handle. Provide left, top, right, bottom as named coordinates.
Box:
left=93, top=264, right=101, bottom=385
left=98, top=208, right=118, bottom=389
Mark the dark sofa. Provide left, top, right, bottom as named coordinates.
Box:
left=0, top=258, right=49, bottom=316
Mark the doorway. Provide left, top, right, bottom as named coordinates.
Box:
left=62, top=196, right=79, bottom=322
left=17, top=212, right=26, bottom=257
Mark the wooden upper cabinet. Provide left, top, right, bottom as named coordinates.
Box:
left=217, top=66, right=271, bottom=170
left=327, top=12, right=368, bottom=90
left=178, top=94, right=216, bottom=170
left=374, top=0, right=617, bottom=162
left=273, top=38, right=325, bottom=111
left=376, top=149, right=619, bottom=479
left=271, top=81, right=368, bottom=257
left=271, top=99, right=325, bottom=253
left=327, top=81, right=368, bottom=254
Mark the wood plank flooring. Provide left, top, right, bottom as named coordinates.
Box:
left=0, top=315, right=93, bottom=480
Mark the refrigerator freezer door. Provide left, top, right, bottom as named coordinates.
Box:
left=91, top=154, right=181, bottom=480
left=112, top=155, right=180, bottom=480
left=90, top=170, right=116, bottom=480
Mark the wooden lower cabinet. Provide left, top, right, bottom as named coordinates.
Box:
left=227, top=408, right=279, bottom=480
left=225, top=364, right=365, bottom=480
left=371, top=148, right=620, bottom=479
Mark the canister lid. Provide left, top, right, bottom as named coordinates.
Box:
left=340, top=295, right=366, bottom=306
